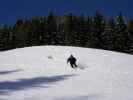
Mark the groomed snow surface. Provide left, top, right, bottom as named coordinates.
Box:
left=0, top=46, right=133, bottom=100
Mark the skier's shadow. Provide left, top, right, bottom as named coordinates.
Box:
left=0, top=74, right=75, bottom=95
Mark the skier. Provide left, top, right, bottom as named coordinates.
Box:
left=67, top=54, right=78, bottom=68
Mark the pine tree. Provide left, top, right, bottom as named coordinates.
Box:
left=47, top=12, right=57, bottom=45
left=114, top=12, right=130, bottom=52
left=39, top=17, right=47, bottom=45
left=127, top=20, right=133, bottom=52
left=86, top=11, right=105, bottom=48
left=63, top=13, right=74, bottom=45
left=0, top=25, right=10, bottom=50
left=13, top=19, right=27, bottom=48
left=77, top=14, right=88, bottom=47
left=101, top=18, right=116, bottom=50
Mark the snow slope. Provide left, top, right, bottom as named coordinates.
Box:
left=0, top=46, right=133, bottom=100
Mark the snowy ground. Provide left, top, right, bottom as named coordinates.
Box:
left=0, top=46, right=133, bottom=100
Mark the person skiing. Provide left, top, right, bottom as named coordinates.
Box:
left=67, top=54, right=78, bottom=68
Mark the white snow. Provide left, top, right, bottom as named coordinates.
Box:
left=0, top=46, right=133, bottom=100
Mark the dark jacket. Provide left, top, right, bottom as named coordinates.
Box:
left=67, top=56, right=77, bottom=64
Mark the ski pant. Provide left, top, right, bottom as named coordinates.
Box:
left=70, top=63, right=77, bottom=68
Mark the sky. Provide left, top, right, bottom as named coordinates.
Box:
left=0, top=0, right=132, bottom=25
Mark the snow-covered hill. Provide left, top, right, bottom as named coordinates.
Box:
left=0, top=46, right=133, bottom=100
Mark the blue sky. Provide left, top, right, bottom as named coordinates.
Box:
left=0, top=0, right=132, bottom=25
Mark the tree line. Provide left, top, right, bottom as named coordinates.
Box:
left=0, top=11, right=133, bottom=54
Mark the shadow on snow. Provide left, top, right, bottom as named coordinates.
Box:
left=55, top=94, right=102, bottom=100
left=0, top=69, right=22, bottom=75
left=0, top=74, right=75, bottom=95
